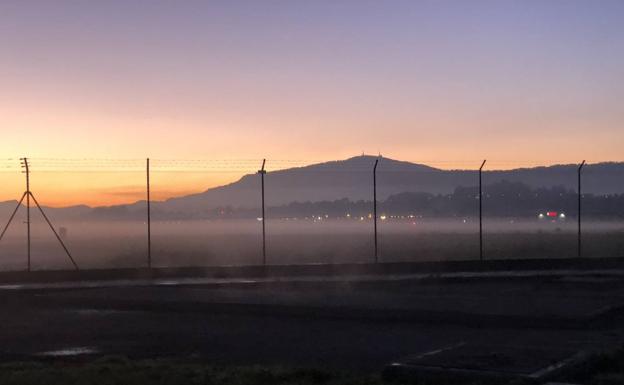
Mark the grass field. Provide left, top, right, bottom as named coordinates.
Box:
left=2, top=347, right=624, bottom=385
left=0, top=357, right=381, bottom=385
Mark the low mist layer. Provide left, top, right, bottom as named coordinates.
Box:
left=0, top=218, right=622, bottom=271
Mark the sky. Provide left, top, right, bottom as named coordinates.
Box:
left=1, top=0, right=623, bottom=206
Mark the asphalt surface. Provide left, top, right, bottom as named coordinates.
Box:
left=1, top=271, right=624, bottom=372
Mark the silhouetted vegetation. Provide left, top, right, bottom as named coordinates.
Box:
left=92, top=180, right=621, bottom=220
left=260, top=181, right=624, bottom=220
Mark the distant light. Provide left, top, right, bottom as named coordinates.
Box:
left=360, top=216, right=364, bottom=221
left=559, top=213, right=566, bottom=219
left=346, top=213, right=351, bottom=218
left=538, top=213, right=545, bottom=219
left=367, top=213, right=372, bottom=219
left=462, top=219, right=467, bottom=223
left=317, top=216, right=322, bottom=221
left=380, top=215, right=387, bottom=221
left=256, top=217, right=263, bottom=221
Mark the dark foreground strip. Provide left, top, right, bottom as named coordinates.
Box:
left=2, top=256, right=624, bottom=285
left=22, top=295, right=624, bottom=330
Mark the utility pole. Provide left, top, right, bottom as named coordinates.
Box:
left=258, top=159, right=267, bottom=265
left=578, top=160, right=585, bottom=258
left=0, top=158, right=79, bottom=271
left=373, top=157, right=379, bottom=263
left=147, top=158, right=151, bottom=268
left=479, top=160, right=486, bottom=261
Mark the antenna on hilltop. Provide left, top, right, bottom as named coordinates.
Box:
left=0, top=158, right=79, bottom=271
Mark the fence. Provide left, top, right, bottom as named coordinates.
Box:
left=1, top=156, right=623, bottom=272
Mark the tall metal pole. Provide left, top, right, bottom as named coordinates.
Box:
left=258, top=159, right=266, bottom=265
left=21, top=158, right=31, bottom=271
left=147, top=158, right=151, bottom=268
left=373, top=158, right=379, bottom=263
left=578, top=160, right=585, bottom=258
left=1, top=158, right=78, bottom=271
left=479, top=160, right=486, bottom=261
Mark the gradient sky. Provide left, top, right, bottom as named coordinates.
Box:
left=1, top=0, right=623, bottom=206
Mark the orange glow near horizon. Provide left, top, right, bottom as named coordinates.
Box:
left=0, top=169, right=245, bottom=207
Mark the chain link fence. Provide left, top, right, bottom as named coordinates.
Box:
left=1, top=157, right=623, bottom=272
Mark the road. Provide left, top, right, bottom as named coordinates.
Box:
left=1, top=271, right=623, bottom=373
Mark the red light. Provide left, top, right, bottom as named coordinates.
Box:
left=547, top=211, right=558, bottom=217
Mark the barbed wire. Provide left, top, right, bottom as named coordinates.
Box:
left=0, top=158, right=618, bottom=173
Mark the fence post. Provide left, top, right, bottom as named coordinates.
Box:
left=373, top=157, right=379, bottom=263
left=258, top=159, right=267, bottom=265
left=21, top=158, right=31, bottom=271
left=479, top=160, right=486, bottom=261
left=578, top=160, right=585, bottom=258
left=147, top=158, right=151, bottom=268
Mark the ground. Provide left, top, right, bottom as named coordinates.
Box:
left=1, top=350, right=624, bottom=385
left=1, top=265, right=624, bottom=384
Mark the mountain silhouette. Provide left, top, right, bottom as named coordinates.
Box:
left=1, top=155, right=624, bottom=219
left=157, top=155, right=624, bottom=213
